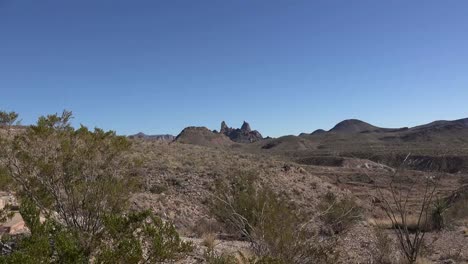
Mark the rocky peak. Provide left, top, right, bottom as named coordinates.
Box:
left=241, top=121, right=251, bottom=133
left=218, top=121, right=263, bottom=143
left=220, top=121, right=229, bottom=134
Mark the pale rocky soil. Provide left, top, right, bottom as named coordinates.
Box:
left=2, top=138, right=466, bottom=263
left=128, top=140, right=468, bottom=263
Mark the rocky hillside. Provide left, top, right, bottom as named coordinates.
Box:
left=129, top=140, right=467, bottom=263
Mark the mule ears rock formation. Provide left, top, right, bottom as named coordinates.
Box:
left=220, top=121, right=229, bottom=134
left=240, top=121, right=251, bottom=132
left=219, top=121, right=263, bottom=143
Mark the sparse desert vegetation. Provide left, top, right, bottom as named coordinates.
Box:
left=1, top=111, right=467, bottom=263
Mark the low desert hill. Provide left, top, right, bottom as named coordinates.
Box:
left=329, top=119, right=384, bottom=133
left=175, top=126, right=233, bottom=147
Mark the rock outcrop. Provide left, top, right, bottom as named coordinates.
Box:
left=220, top=121, right=229, bottom=134
left=219, top=121, right=263, bottom=143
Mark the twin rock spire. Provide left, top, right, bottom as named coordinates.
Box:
left=219, top=121, right=262, bottom=143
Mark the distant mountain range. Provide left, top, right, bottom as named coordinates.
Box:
left=130, top=116, right=468, bottom=152
left=173, top=117, right=468, bottom=144
left=172, top=117, right=468, bottom=173
left=312, top=117, right=468, bottom=135
left=128, top=132, right=175, bottom=142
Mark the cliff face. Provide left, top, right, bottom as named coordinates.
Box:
left=219, top=121, right=263, bottom=143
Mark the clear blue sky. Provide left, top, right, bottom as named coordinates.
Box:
left=1, top=0, right=467, bottom=137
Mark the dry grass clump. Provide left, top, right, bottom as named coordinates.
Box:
left=204, top=250, right=238, bottom=264
left=413, top=257, right=433, bottom=264
left=205, top=250, right=282, bottom=264
left=368, top=215, right=432, bottom=232
left=318, top=191, right=363, bottom=234
left=202, top=232, right=217, bottom=249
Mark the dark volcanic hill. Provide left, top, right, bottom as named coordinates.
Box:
left=220, top=121, right=263, bottom=143
left=328, top=119, right=407, bottom=134
left=329, top=119, right=381, bottom=133
left=310, top=129, right=327, bottom=135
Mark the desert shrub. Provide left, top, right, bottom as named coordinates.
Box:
left=0, top=198, right=87, bottom=264
left=204, top=248, right=238, bottom=264
left=374, top=157, right=438, bottom=264
left=318, top=192, right=362, bottom=234
left=0, top=111, right=192, bottom=263
left=0, top=167, right=13, bottom=192
left=204, top=250, right=283, bottom=264
left=430, top=198, right=449, bottom=230
left=149, top=184, right=168, bottom=194
left=444, top=187, right=468, bottom=225
left=210, top=169, right=297, bottom=245
left=372, top=227, right=393, bottom=264
left=426, top=186, right=468, bottom=231
left=210, top=169, right=338, bottom=264
left=1, top=110, right=138, bottom=243
left=209, top=169, right=264, bottom=238
left=0, top=200, right=192, bottom=264
left=439, top=247, right=464, bottom=263
left=192, top=217, right=223, bottom=237
left=96, top=210, right=193, bottom=263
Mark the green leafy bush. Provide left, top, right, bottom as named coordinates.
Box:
left=0, top=111, right=192, bottom=263
left=96, top=210, right=193, bottom=263
left=0, top=199, right=86, bottom=264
